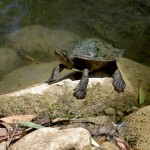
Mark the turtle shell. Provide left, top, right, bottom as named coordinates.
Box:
left=68, top=38, right=125, bottom=61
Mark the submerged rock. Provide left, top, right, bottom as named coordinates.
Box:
left=0, top=48, right=23, bottom=79
left=0, top=61, right=72, bottom=94
left=6, top=25, right=81, bottom=62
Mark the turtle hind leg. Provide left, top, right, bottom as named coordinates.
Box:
left=73, top=68, right=89, bottom=99
left=45, top=64, right=65, bottom=84
left=112, top=69, right=126, bottom=92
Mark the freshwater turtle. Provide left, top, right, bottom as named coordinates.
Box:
left=46, top=38, right=126, bottom=99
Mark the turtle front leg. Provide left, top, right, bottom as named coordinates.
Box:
left=112, top=69, right=126, bottom=92
left=45, top=64, right=65, bottom=84
left=74, top=68, right=89, bottom=99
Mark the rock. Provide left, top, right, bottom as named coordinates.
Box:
left=121, top=105, right=150, bottom=150
left=0, top=77, right=136, bottom=117
left=0, top=141, right=7, bottom=150
left=6, top=25, right=81, bottom=62
left=8, top=127, right=91, bottom=150
left=0, top=48, right=23, bottom=79
left=0, top=58, right=149, bottom=118
left=117, top=57, right=150, bottom=103
left=101, top=142, right=119, bottom=150
left=0, top=61, right=72, bottom=94
left=104, top=107, right=116, bottom=115
left=63, top=116, right=113, bottom=136
left=93, top=142, right=119, bottom=150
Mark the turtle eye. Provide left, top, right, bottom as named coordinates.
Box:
left=62, top=49, right=67, bottom=55
left=56, top=48, right=67, bottom=55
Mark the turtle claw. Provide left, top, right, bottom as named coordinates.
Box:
left=73, top=68, right=89, bottom=99
left=112, top=69, right=126, bottom=92
left=113, top=78, right=126, bottom=92
left=73, top=87, right=86, bottom=99
left=45, top=79, right=56, bottom=85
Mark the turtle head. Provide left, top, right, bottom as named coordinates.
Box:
left=55, top=48, right=68, bottom=58
left=55, top=48, right=73, bottom=69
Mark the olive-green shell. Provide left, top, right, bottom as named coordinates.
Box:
left=68, top=38, right=125, bottom=61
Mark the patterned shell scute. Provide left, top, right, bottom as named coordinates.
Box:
left=69, top=38, right=125, bottom=61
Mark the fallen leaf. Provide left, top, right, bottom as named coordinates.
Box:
left=20, top=121, right=44, bottom=129
left=0, top=122, right=13, bottom=136
left=96, top=135, right=107, bottom=144
left=91, top=138, right=100, bottom=147
left=115, top=137, right=132, bottom=150
left=0, top=115, right=37, bottom=124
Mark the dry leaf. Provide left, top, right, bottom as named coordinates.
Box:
left=0, top=115, right=37, bottom=124
left=115, top=137, right=132, bottom=150
left=91, top=138, right=100, bottom=147
left=0, top=122, right=13, bottom=136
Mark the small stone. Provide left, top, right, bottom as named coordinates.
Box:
left=104, top=107, right=116, bottom=115
left=101, top=142, right=119, bottom=150
left=116, top=110, right=123, bottom=116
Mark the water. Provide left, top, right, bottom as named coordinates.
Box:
left=0, top=0, right=149, bottom=66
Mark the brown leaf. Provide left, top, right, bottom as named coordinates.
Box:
left=0, top=115, right=37, bottom=124
left=115, top=137, right=132, bottom=150
left=0, top=122, right=13, bottom=136
left=96, top=135, right=107, bottom=144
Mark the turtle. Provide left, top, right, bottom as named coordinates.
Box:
left=46, top=38, right=126, bottom=99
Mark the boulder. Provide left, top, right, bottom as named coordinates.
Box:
left=117, top=57, right=150, bottom=103
left=0, top=58, right=149, bottom=119
left=6, top=25, right=81, bottom=62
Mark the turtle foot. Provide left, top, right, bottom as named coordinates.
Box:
left=45, top=78, right=56, bottom=85
left=113, top=78, right=126, bottom=92
left=73, top=87, right=86, bottom=99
